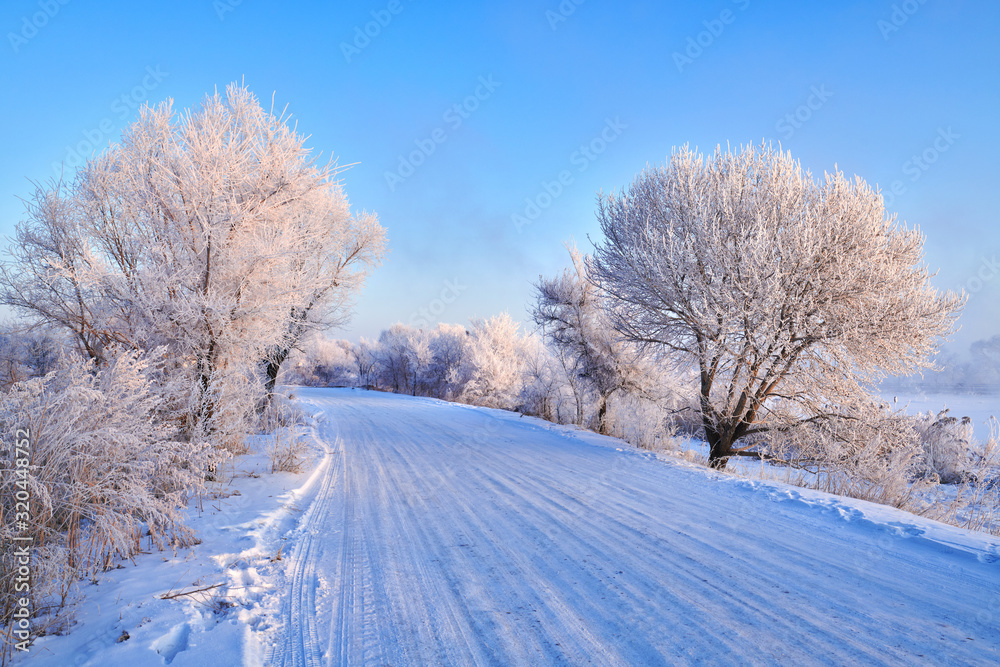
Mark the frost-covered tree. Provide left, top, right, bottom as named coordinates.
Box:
left=0, top=182, right=113, bottom=361
left=425, top=323, right=471, bottom=399
left=1, top=84, right=384, bottom=446
left=376, top=324, right=431, bottom=395
left=461, top=313, right=529, bottom=410
left=260, top=206, right=385, bottom=402
left=592, top=145, right=963, bottom=469
left=352, top=338, right=379, bottom=390
left=532, top=243, right=654, bottom=433
left=517, top=333, right=579, bottom=423
left=281, top=335, right=357, bottom=387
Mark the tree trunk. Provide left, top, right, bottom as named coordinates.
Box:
left=263, top=356, right=281, bottom=397
left=704, top=424, right=732, bottom=470
left=597, top=395, right=609, bottom=435
left=571, top=383, right=584, bottom=426
left=261, top=345, right=290, bottom=411
left=193, top=339, right=219, bottom=439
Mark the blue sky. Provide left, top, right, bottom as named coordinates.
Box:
left=2, top=0, right=998, bottom=354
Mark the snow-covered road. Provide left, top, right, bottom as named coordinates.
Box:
left=264, top=388, right=1000, bottom=666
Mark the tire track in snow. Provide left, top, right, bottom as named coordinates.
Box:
left=444, top=421, right=990, bottom=663
left=330, top=414, right=401, bottom=666
left=269, top=420, right=342, bottom=666
left=335, top=404, right=491, bottom=665
left=357, top=407, right=852, bottom=662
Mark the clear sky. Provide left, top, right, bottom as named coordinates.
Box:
left=2, top=0, right=998, bottom=353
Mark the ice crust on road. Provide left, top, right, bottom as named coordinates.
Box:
left=264, top=388, right=1000, bottom=665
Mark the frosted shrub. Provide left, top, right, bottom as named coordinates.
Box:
left=603, top=392, right=677, bottom=451
left=915, top=418, right=1000, bottom=535
left=952, top=419, right=1000, bottom=534
left=257, top=392, right=306, bottom=474
left=0, top=349, right=207, bottom=647
left=913, top=410, right=975, bottom=484
left=761, top=398, right=927, bottom=508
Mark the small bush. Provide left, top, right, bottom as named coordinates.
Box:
left=758, top=399, right=928, bottom=509
left=258, top=392, right=306, bottom=474
left=914, top=409, right=976, bottom=484
left=604, top=392, right=682, bottom=452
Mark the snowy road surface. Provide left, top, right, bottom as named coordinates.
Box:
left=264, top=388, right=1000, bottom=666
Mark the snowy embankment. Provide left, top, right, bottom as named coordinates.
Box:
left=20, top=388, right=1000, bottom=665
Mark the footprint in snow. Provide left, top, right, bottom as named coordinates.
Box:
left=150, top=621, right=191, bottom=664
